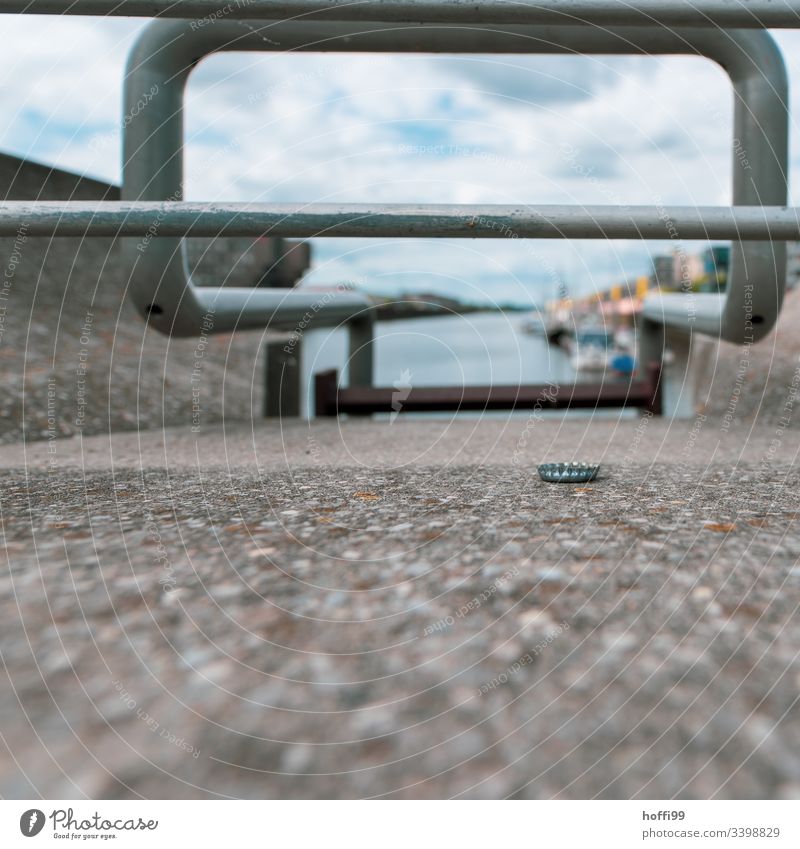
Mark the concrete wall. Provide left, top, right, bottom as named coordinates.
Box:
left=0, top=153, right=268, bottom=444
left=0, top=152, right=121, bottom=202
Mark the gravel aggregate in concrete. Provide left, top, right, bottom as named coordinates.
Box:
left=1, top=420, right=799, bottom=799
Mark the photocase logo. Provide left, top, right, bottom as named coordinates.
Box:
left=19, top=809, right=45, bottom=837
left=390, top=368, right=413, bottom=423
left=14, top=807, right=159, bottom=838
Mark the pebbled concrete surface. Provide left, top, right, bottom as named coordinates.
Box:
left=1, top=418, right=800, bottom=799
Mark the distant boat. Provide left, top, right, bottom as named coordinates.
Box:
left=520, top=316, right=573, bottom=346
left=610, top=351, right=636, bottom=376
left=565, top=328, right=615, bottom=373
left=519, top=314, right=547, bottom=335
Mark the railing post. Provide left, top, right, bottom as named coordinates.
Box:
left=264, top=338, right=301, bottom=418
left=643, top=360, right=663, bottom=417
left=640, top=316, right=697, bottom=419
left=347, top=315, right=374, bottom=388
left=314, top=370, right=338, bottom=417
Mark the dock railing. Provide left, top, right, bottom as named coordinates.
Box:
left=2, top=2, right=799, bottom=418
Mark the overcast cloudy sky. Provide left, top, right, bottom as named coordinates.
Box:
left=1, top=15, right=799, bottom=305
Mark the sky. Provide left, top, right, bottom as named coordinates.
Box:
left=1, top=15, right=799, bottom=307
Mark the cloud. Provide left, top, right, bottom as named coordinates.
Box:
left=435, top=54, right=642, bottom=106
left=0, top=18, right=798, bottom=302
left=0, top=15, right=144, bottom=180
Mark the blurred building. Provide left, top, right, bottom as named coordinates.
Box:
left=651, top=254, right=675, bottom=289
left=650, top=250, right=700, bottom=291
left=698, top=245, right=730, bottom=292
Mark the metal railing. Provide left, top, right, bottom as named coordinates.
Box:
left=4, top=202, right=799, bottom=241
left=79, top=20, right=800, bottom=346
left=315, top=362, right=664, bottom=416
left=0, top=5, right=797, bottom=413
left=2, top=1, right=800, bottom=27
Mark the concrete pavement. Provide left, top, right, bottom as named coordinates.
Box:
left=1, top=417, right=799, bottom=798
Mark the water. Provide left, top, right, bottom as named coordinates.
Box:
left=302, top=311, right=638, bottom=419
left=372, top=311, right=575, bottom=387
left=302, top=311, right=578, bottom=416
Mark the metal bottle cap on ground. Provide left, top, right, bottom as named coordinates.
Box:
left=538, top=462, right=600, bottom=483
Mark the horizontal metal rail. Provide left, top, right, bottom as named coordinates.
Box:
left=2, top=0, right=800, bottom=27
left=315, top=362, right=663, bottom=416
left=3, top=201, right=799, bottom=240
